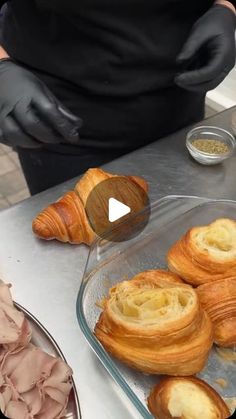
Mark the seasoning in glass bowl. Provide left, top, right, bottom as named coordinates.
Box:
left=191, top=139, right=230, bottom=154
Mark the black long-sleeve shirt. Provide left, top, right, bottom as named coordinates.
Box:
left=0, top=0, right=234, bottom=150
left=1, top=0, right=217, bottom=96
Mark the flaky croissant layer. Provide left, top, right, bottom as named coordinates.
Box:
left=197, top=277, right=236, bottom=347
left=147, top=377, right=230, bottom=419
left=95, top=270, right=213, bottom=375
left=167, top=218, right=236, bottom=286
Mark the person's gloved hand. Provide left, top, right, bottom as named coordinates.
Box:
left=0, top=59, right=82, bottom=148
left=175, top=5, right=236, bottom=92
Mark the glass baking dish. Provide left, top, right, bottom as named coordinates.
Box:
left=76, top=195, right=236, bottom=418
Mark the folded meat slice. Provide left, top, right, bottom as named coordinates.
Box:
left=1, top=344, right=73, bottom=418
left=21, top=387, right=43, bottom=416
left=0, top=281, right=73, bottom=419
left=0, top=282, right=15, bottom=307
left=4, top=375, right=21, bottom=401
left=0, top=281, right=24, bottom=344
left=43, top=358, right=73, bottom=405
left=0, top=281, right=31, bottom=352
left=5, top=401, right=31, bottom=419
left=34, top=396, right=67, bottom=419
left=2, top=344, right=58, bottom=393
left=3, top=318, right=32, bottom=355
left=0, top=373, right=12, bottom=413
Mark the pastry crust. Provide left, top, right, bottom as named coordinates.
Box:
left=32, top=168, right=148, bottom=245
left=32, top=191, right=95, bottom=245
left=94, top=270, right=213, bottom=375
left=167, top=218, right=236, bottom=285
left=147, top=376, right=230, bottom=419
left=197, top=278, right=236, bottom=347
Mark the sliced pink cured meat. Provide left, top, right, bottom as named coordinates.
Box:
left=0, top=281, right=73, bottom=419
left=5, top=400, right=31, bottom=419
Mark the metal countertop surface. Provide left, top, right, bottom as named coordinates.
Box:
left=0, top=107, right=236, bottom=419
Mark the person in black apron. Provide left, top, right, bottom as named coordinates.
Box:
left=0, top=0, right=235, bottom=194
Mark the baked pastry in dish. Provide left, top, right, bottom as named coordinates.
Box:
left=147, top=376, right=230, bottom=419
left=167, top=218, right=236, bottom=286
left=197, top=277, right=236, bottom=347
left=94, top=270, right=213, bottom=375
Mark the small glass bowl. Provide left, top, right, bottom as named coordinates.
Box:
left=186, top=126, right=235, bottom=165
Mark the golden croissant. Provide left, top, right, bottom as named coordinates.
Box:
left=32, top=168, right=148, bottom=245
left=197, top=278, right=236, bottom=347
left=147, top=377, right=230, bottom=419
left=94, top=270, right=213, bottom=375
left=167, top=218, right=236, bottom=286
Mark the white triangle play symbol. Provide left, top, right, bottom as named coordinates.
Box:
left=108, top=197, right=131, bottom=222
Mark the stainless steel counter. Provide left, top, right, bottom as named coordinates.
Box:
left=0, top=107, right=236, bottom=419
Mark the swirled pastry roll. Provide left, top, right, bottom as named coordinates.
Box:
left=147, top=377, right=230, bottom=419
left=197, top=278, right=236, bottom=347
left=94, top=270, right=213, bottom=375
left=167, top=218, right=236, bottom=286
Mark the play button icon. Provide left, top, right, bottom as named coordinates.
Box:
left=108, top=198, right=131, bottom=222
left=85, top=174, right=150, bottom=242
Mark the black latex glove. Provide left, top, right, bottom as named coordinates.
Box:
left=0, top=59, right=82, bottom=148
left=175, top=5, right=236, bottom=92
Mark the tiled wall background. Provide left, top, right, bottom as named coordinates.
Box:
left=0, top=144, right=29, bottom=209
left=0, top=105, right=216, bottom=211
